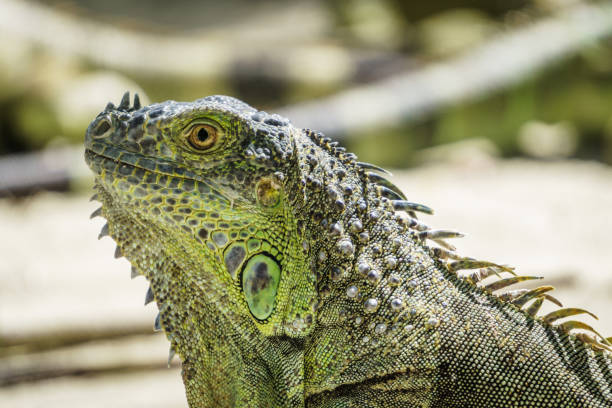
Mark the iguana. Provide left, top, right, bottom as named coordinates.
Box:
left=85, top=93, right=612, bottom=407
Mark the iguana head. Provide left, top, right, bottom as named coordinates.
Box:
left=85, top=93, right=318, bottom=344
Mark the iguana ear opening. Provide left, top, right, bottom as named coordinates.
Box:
left=255, top=177, right=282, bottom=207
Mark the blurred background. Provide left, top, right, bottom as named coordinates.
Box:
left=1, top=0, right=612, bottom=406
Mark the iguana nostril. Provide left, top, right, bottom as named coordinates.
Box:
left=92, top=118, right=111, bottom=138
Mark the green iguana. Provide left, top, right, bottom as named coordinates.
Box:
left=84, top=93, right=612, bottom=407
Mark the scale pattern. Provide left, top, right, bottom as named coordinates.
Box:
left=85, top=93, right=612, bottom=407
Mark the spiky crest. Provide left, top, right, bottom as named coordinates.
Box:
left=304, top=127, right=611, bottom=354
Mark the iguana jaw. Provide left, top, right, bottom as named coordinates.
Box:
left=91, top=176, right=311, bottom=407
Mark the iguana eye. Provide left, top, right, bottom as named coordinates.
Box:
left=186, top=123, right=219, bottom=151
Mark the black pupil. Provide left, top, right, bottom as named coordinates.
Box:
left=197, top=127, right=210, bottom=143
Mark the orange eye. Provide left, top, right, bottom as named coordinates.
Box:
left=187, top=124, right=218, bottom=150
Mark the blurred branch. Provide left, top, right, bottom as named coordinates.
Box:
left=279, top=2, right=612, bottom=136
left=0, top=146, right=87, bottom=197
left=0, top=334, right=175, bottom=386
left=0, top=0, right=397, bottom=84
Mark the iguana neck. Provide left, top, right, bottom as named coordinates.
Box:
left=291, top=131, right=612, bottom=405
left=287, top=131, right=438, bottom=394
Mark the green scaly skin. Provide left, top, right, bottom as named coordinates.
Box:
left=85, top=93, right=612, bottom=407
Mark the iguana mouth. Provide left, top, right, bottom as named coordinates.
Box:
left=85, top=143, right=197, bottom=181
left=84, top=147, right=234, bottom=206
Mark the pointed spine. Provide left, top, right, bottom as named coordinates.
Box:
left=498, top=289, right=529, bottom=302
left=418, top=230, right=464, bottom=240
left=357, top=161, right=392, bottom=176
left=558, top=320, right=610, bottom=345
left=511, top=286, right=555, bottom=308
left=525, top=297, right=544, bottom=317
left=432, top=239, right=456, bottom=252
left=541, top=293, right=563, bottom=307
left=118, top=91, right=130, bottom=110
left=431, top=247, right=461, bottom=260
left=465, top=267, right=499, bottom=283
left=576, top=333, right=612, bottom=352
left=392, top=200, right=434, bottom=215
left=483, top=276, right=542, bottom=292
left=132, top=93, right=141, bottom=110
left=98, top=223, right=109, bottom=239
left=449, top=259, right=514, bottom=274
left=378, top=186, right=404, bottom=201
left=542, top=308, right=598, bottom=324
left=90, top=207, right=103, bottom=219
left=168, top=346, right=176, bottom=367
left=366, top=172, right=406, bottom=200
left=144, top=286, right=154, bottom=305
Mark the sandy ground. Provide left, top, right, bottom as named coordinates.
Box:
left=0, top=158, right=611, bottom=406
